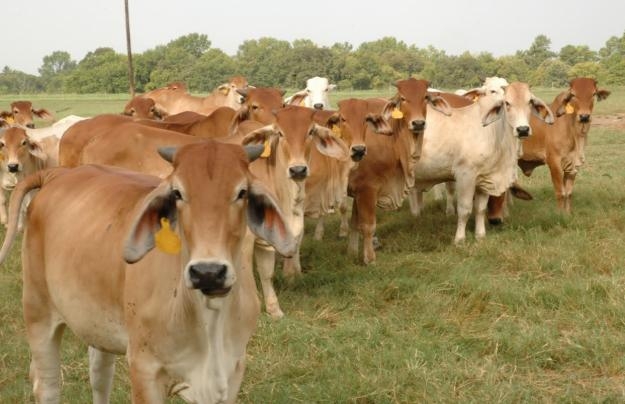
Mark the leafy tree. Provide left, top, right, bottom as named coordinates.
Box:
left=519, top=35, right=556, bottom=68
left=530, top=59, right=569, bottom=87
left=187, top=48, right=237, bottom=92
left=559, top=45, right=597, bottom=66
left=494, top=55, right=530, bottom=82
left=0, top=66, right=43, bottom=93
left=568, top=62, right=608, bottom=83
left=38, top=51, right=76, bottom=92
left=66, top=48, right=128, bottom=93
left=235, top=38, right=292, bottom=87
left=599, top=31, right=625, bottom=85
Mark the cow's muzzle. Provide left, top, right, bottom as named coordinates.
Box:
left=516, top=126, right=531, bottom=138
left=313, top=103, right=324, bottom=110
left=579, top=114, right=591, bottom=123
left=188, top=262, right=232, bottom=296
left=350, top=145, right=367, bottom=162
left=7, top=163, right=19, bottom=173
left=410, top=120, right=426, bottom=133
left=289, top=165, right=308, bottom=181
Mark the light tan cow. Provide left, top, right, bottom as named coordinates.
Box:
left=141, top=76, right=249, bottom=115
left=0, top=140, right=296, bottom=403
left=519, top=77, right=610, bottom=212
left=0, top=100, right=54, bottom=128
left=407, top=82, right=554, bottom=243
left=240, top=106, right=348, bottom=318
left=0, top=127, right=56, bottom=226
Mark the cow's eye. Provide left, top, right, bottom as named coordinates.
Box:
left=21, top=139, right=28, bottom=146
left=13, top=110, right=19, bottom=114
left=172, top=189, right=183, bottom=201
left=0, top=142, right=4, bottom=148
left=236, top=188, right=247, bottom=200
left=251, top=105, right=259, bottom=110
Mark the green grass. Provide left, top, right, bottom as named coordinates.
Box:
left=1, top=89, right=625, bottom=402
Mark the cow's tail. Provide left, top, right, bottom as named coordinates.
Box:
left=0, top=169, right=57, bottom=265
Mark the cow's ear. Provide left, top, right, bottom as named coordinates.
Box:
left=510, top=183, right=533, bottom=201
left=482, top=99, right=504, bottom=126
left=366, top=113, right=393, bottom=135
left=27, top=139, right=48, bottom=161
left=229, top=106, right=251, bottom=134
left=0, top=111, right=11, bottom=120
left=596, top=89, right=611, bottom=101
left=311, top=124, right=349, bottom=160
left=32, top=108, right=54, bottom=121
left=217, top=84, right=230, bottom=95
left=530, top=96, right=555, bottom=125
left=241, top=124, right=277, bottom=146
left=286, top=91, right=307, bottom=106
left=326, top=113, right=340, bottom=128
left=246, top=179, right=296, bottom=257
left=0, top=118, right=8, bottom=128
left=124, top=183, right=178, bottom=263
left=461, top=88, right=484, bottom=102
left=426, top=94, right=452, bottom=116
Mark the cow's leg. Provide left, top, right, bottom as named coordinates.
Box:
left=474, top=190, right=489, bottom=239
left=0, top=190, right=7, bottom=226
left=25, top=318, right=65, bottom=404
left=347, top=198, right=360, bottom=257
left=407, top=187, right=422, bottom=217
left=313, top=215, right=325, bottom=240
left=547, top=157, right=566, bottom=211
left=454, top=177, right=476, bottom=244
left=563, top=172, right=577, bottom=213
left=444, top=182, right=456, bottom=216
left=128, top=358, right=167, bottom=404
left=254, top=242, right=283, bottom=319
left=354, top=188, right=378, bottom=264
left=338, top=196, right=350, bottom=238
left=89, top=346, right=116, bottom=404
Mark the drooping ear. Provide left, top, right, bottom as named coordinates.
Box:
left=365, top=113, right=393, bottom=135
left=510, top=183, right=533, bottom=201
left=27, top=138, right=48, bottom=161
left=32, top=108, right=54, bottom=121
left=285, top=91, right=307, bottom=106
left=326, top=113, right=340, bottom=128
left=218, top=84, right=230, bottom=95
left=0, top=111, right=12, bottom=120
left=244, top=144, right=265, bottom=162
left=246, top=179, right=297, bottom=257
left=381, top=98, right=400, bottom=121
left=596, top=89, right=611, bottom=101
left=461, top=88, right=484, bottom=102
left=241, top=124, right=277, bottom=146
left=554, top=91, right=572, bottom=117
left=229, top=106, right=251, bottom=134
left=158, top=146, right=178, bottom=163
left=0, top=118, right=8, bottom=128
left=124, top=183, right=178, bottom=263
left=530, top=95, right=555, bottom=125
left=311, top=124, right=349, bottom=160
left=482, top=99, right=504, bottom=126
left=426, top=94, right=452, bottom=116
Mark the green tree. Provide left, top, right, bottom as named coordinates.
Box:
left=530, top=59, right=569, bottom=87
left=519, top=35, right=556, bottom=68
left=494, top=55, right=530, bottom=82
left=0, top=66, right=43, bottom=93
left=66, top=48, right=128, bottom=93
left=38, top=51, right=76, bottom=92
left=599, top=31, right=625, bottom=85
left=559, top=45, right=597, bottom=66
left=568, top=62, right=608, bottom=83
left=187, top=48, right=237, bottom=92
left=235, top=38, right=292, bottom=87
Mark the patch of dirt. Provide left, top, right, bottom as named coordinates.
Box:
left=592, top=113, right=625, bottom=130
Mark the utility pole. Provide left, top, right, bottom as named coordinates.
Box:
left=124, top=0, right=136, bottom=96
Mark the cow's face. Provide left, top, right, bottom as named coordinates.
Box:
left=305, top=77, right=335, bottom=110
left=123, top=141, right=296, bottom=298
left=557, top=78, right=611, bottom=126
left=0, top=127, right=46, bottom=178
left=242, top=106, right=348, bottom=181
left=1, top=101, right=53, bottom=129
left=236, top=87, right=285, bottom=125
left=334, top=99, right=379, bottom=162
left=481, top=82, right=554, bottom=138
left=383, top=78, right=452, bottom=137
left=123, top=97, right=163, bottom=120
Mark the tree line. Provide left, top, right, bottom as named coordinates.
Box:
left=1, top=32, right=624, bottom=94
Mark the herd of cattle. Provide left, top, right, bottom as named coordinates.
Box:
left=0, top=75, right=610, bottom=402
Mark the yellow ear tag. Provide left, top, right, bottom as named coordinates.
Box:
left=299, top=99, right=306, bottom=106
left=565, top=103, right=575, bottom=114
left=219, top=86, right=230, bottom=95
left=155, top=217, right=181, bottom=255
left=331, top=125, right=342, bottom=138
left=391, top=108, right=403, bottom=119
left=5, top=116, right=14, bottom=124
left=260, top=139, right=272, bottom=158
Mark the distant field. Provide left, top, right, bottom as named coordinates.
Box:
left=1, top=87, right=625, bottom=402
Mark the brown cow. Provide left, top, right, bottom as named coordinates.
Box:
left=230, top=87, right=286, bottom=132
left=141, top=76, right=249, bottom=115
left=0, top=141, right=296, bottom=403
left=0, top=101, right=54, bottom=128
left=519, top=77, right=610, bottom=212
left=347, top=78, right=452, bottom=264
left=122, top=96, right=165, bottom=120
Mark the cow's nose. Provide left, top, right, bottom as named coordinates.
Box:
left=313, top=103, right=324, bottom=110
left=26, top=123, right=35, bottom=129
left=411, top=120, right=426, bottom=132
left=188, top=263, right=230, bottom=296
left=350, top=145, right=367, bottom=162
left=289, top=165, right=308, bottom=180
left=7, top=163, right=19, bottom=173
left=579, top=114, right=591, bottom=123
left=516, top=126, right=530, bottom=137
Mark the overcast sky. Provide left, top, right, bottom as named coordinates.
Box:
left=5, top=0, right=625, bottom=75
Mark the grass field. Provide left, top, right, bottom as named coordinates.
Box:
left=1, top=87, right=625, bottom=403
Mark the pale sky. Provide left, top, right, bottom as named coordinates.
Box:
left=6, top=0, right=625, bottom=75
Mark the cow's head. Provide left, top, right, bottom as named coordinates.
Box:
left=231, top=87, right=286, bottom=132
left=123, top=97, right=164, bottom=120
left=480, top=82, right=554, bottom=138
left=305, top=76, right=336, bottom=110
left=217, top=75, right=250, bottom=109
left=123, top=141, right=296, bottom=298
left=382, top=78, right=452, bottom=136
left=0, top=127, right=47, bottom=181
left=241, top=106, right=348, bottom=181
left=554, top=78, right=610, bottom=126
left=0, top=101, right=53, bottom=129
left=329, top=98, right=390, bottom=162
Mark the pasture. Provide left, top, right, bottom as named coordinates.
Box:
left=1, top=87, right=625, bottom=403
